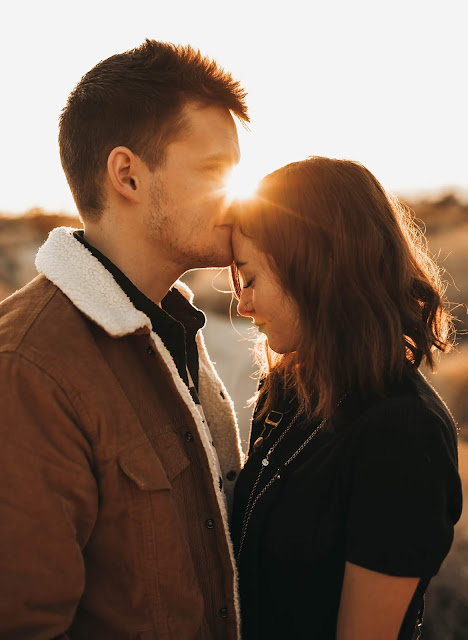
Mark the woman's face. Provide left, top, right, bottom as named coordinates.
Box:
left=232, top=227, right=300, bottom=354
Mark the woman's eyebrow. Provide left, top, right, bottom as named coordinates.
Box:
left=235, top=260, right=247, bottom=268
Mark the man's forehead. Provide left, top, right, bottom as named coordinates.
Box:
left=181, top=102, right=240, bottom=159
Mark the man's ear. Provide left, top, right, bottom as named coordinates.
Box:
left=107, top=146, right=142, bottom=203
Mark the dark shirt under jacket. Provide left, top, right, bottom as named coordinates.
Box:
left=231, top=368, right=462, bottom=640
left=73, top=231, right=205, bottom=392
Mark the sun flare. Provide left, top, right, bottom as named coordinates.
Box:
left=225, top=163, right=263, bottom=203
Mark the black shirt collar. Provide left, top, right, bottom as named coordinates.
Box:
left=73, top=230, right=205, bottom=389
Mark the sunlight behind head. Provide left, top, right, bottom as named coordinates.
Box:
left=225, top=162, right=263, bottom=204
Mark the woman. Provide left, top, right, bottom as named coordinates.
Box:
left=229, top=157, right=462, bottom=640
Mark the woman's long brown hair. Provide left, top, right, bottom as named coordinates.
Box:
left=230, top=157, right=454, bottom=425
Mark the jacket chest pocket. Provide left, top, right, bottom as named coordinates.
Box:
left=116, top=435, right=202, bottom=636
left=118, top=432, right=190, bottom=490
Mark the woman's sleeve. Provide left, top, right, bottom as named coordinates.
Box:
left=345, top=401, right=462, bottom=577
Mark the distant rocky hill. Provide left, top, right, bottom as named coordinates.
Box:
left=0, top=209, right=80, bottom=300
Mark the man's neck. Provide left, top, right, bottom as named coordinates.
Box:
left=82, top=227, right=183, bottom=306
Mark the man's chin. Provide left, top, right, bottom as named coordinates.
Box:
left=183, top=246, right=233, bottom=270
left=203, top=253, right=233, bottom=269
left=202, top=243, right=233, bottom=268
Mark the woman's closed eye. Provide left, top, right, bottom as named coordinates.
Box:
left=243, top=277, right=254, bottom=289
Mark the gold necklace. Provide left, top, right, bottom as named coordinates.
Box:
left=236, top=410, right=325, bottom=560
left=236, top=396, right=346, bottom=561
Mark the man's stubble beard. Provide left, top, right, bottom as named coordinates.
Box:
left=147, top=179, right=233, bottom=270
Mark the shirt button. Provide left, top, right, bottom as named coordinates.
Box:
left=205, top=518, right=215, bottom=529
left=219, top=607, right=228, bottom=618
left=184, top=432, right=194, bottom=442
left=146, top=346, right=155, bottom=356
left=226, top=470, right=237, bottom=481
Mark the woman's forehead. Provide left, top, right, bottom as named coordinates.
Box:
left=232, top=229, right=256, bottom=264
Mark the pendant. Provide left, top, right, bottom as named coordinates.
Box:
left=253, top=436, right=264, bottom=451
left=262, top=458, right=270, bottom=466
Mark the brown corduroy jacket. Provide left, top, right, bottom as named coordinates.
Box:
left=0, top=227, right=244, bottom=640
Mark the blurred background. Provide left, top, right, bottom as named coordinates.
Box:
left=1, top=0, right=466, bottom=636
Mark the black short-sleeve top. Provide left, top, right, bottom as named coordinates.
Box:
left=230, top=369, right=462, bottom=640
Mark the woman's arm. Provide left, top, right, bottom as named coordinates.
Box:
left=336, top=561, right=419, bottom=640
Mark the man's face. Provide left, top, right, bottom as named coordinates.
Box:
left=146, top=102, right=240, bottom=269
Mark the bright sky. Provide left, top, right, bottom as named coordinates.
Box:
left=0, top=0, right=466, bottom=215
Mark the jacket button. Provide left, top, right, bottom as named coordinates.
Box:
left=205, top=518, right=215, bottom=529
left=219, top=607, right=228, bottom=618
left=184, top=432, right=194, bottom=442
left=226, top=470, right=237, bottom=481
left=146, top=346, right=155, bottom=356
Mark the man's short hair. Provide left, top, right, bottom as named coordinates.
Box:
left=59, top=40, right=249, bottom=219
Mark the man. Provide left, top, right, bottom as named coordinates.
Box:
left=0, top=40, right=248, bottom=639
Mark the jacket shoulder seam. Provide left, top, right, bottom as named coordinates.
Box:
left=0, top=279, right=60, bottom=352
left=0, top=349, right=94, bottom=446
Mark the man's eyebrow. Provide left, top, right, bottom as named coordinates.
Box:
left=204, top=151, right=240, bottom=164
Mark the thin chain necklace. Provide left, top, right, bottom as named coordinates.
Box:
left=236, top=409, right=327, bottom=560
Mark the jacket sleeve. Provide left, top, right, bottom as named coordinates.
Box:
left=0, top=352, right=98, bottom=639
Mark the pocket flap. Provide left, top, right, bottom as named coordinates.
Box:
left=153, top=430, right=191, bottom=482
left=119, top=443, right=171, bottom=490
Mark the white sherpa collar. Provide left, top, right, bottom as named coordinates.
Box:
left=35, top=226, right=191, bottom=338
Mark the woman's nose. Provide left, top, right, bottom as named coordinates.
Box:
left=237, top=292, right=254, bottom=317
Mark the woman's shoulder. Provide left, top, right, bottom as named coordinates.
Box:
left=349, top=368, right=459, bottom=465
left=343, top=369, right=463, bottom=576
